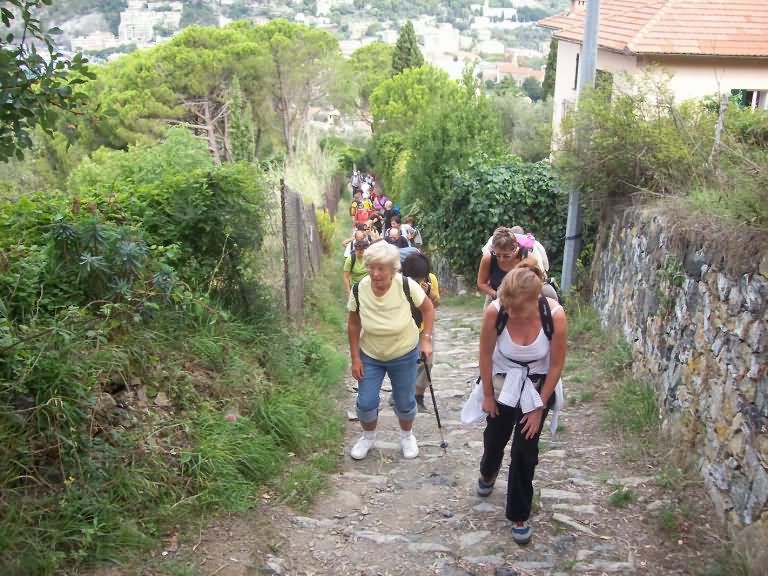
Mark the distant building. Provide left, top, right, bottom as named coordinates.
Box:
left=339, top=39, right=363, bottom=57
left=421, top=23, right=460, bottom=54
left=71, top=31, right=122, bottom=52
left=482, top=0, right=517, bottom=21
left=316, top=0, right=331, bottom=17
left=118, top=0, right=182, bottom=45
left=459, top=34, right=474, bottom=51
left=479, top=61, right=544, bottom=84
left=427, top=51, right=478, bottom=81
left=477, top=39, right=505, bottom=55
left=379, top=29, right=398, bottom=44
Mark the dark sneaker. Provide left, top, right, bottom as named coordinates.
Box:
left=416, top=400, right=430, bottom=414
left=511, top=522, right=532, bottom=545
left=477, top=477, right=495, bottom=497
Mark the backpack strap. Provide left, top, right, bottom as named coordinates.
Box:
left=350, top=251, right=356, bottom=268
left=539, top=295, right=554, bottom=341
left=401, top=274, right=416, bottom=312
left=401, top=274, right=423, bottom=326
left=494, top=296, right=554, bottom=341
left=352, top=282, right=360, bottom=313
left=495, top=306, right=508, bottom=336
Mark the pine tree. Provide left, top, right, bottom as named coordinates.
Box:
left=392, top=21, right=424, bottom=75
left=542, top=38, right=558, bottom=100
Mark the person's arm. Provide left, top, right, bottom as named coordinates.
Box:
left=521, top=303, right=567, bottom=439
left=476, top=253, right=496, bottom=299
left=344, top=271, right=351, bottom=293
left=540, top=304, right=567, bottom=405
left=417, top=295, right=435, bottom=360
left=479, top=304, right=499, bottom=417
left=341, top=235, right=354, bottom=246
left=348, top=311, right=364, bottom=380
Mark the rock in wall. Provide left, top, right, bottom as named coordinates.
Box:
left=591, top=207, right=767, bottom=564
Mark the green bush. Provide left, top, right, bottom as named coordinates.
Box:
left=316, top=208, right=336, bottom=255
left=556, top=71, right=768, bottom=228
left=423, top=156, right=566, bottom=280
left=0, top=128, right=348, bottom=574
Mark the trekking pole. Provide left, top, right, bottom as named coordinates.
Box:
left=421, top=353, right=448, bottom=453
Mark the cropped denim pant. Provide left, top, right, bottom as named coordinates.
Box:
left=357, top=347, right=418, bottom=423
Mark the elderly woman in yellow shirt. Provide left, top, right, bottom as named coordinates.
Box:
left=347, top=242, right=434, bottom=460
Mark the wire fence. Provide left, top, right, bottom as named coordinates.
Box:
left=279, top=180, right=323, bottom=321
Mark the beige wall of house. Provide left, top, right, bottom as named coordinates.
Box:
left=551, top=40, right=639, bottom=144
left=639, top=55, right=768, bottom=106
left=551, top=40, right=768, bottom=146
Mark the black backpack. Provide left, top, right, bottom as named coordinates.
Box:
left=352, top=275, right=422, bottom=327
left=495, top=295, right=554, bottom=341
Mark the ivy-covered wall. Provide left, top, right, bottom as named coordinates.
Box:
left=590, top=207, right=767, bottom=567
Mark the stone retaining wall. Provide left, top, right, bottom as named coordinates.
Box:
left=590, top=207, right=767, bottom=566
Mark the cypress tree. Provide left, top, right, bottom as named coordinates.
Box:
left=392, top=21, right=424, bottom=75
left=542, top=38, right=558, bottom=100
left=227, top=76, right=256, bottom=162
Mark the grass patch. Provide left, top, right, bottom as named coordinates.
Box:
left=607, top=485, right=635, bottom=507
left=657, top=509, right=680, bottom=532
left=569, top=389, right=595, bottom=405
left=442, top=293, right=486, bottom=312
left=601, top=337, right=633, bottom=377
left=563, top=298, right=602, bottom=339
left=655, top=466, right=684, bottom=491
left=0, top=261, right=348, bottom=575
left=696, top=550, right=750, bottom=576
left=606, top=377, right=658, bottom=435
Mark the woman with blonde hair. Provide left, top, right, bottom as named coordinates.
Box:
left=476, top=264, right=567, bottom=545
left=347, top=241, right=435, bottom=460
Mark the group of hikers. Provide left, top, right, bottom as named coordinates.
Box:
left=343, top=171, right=567, bottom=547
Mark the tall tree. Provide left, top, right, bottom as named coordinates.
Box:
left=522, top=76, right=543, bottom=102
left=348, top=42, right=393, bottom=123
left=542, top=38, right=558, bottom=100
left=370, top=65, right=458, bottom=134
left=391, top=21, right=424, bottom=75
left=0, top=0, right=92, bottom=162
left=255, top=19, right=341, bottom=157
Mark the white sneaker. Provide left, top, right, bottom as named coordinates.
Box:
left=350, top=435, right=376, bottom=460
left=400, top=433, right=419, bottom=459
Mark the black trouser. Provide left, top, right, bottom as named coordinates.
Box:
left=479, top=375, right=552, bottom=522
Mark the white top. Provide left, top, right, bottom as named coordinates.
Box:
left=490, top=299, right=562, bottom=413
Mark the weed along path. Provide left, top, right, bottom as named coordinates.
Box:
left=121, top=299, right=731, bottom=576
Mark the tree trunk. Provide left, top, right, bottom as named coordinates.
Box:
left=708, top=93, right=728, bottom=168
left=204, top=101, right=222, bottom=165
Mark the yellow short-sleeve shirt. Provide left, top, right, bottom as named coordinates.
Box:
left=347, top=274, right=426, bottom=361
left=418, top=272, right=439, bottom=332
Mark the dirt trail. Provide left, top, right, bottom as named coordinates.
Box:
left=134, top=302, right=726, bottom=576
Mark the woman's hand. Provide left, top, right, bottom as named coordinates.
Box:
left=482, top=393, right=498, bottom=418
left=520, top=408, right=543, bottom=439
left=420, top=336, right=433, bottom=361
left=351, top=357, right=364, bottom=381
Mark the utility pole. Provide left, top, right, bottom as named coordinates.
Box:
left=560, top=0, right=600, bottom=294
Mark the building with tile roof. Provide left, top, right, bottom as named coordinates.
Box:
left=538, top=0, right=768, bottom=137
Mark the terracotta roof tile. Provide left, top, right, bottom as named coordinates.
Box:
left=537, top=0, right=768, bottom=57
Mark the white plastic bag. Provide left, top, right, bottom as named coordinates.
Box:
left=461, top=381, right=487, bottom=424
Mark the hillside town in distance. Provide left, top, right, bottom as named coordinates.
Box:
left=58, top=0, right=558, bottom=93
